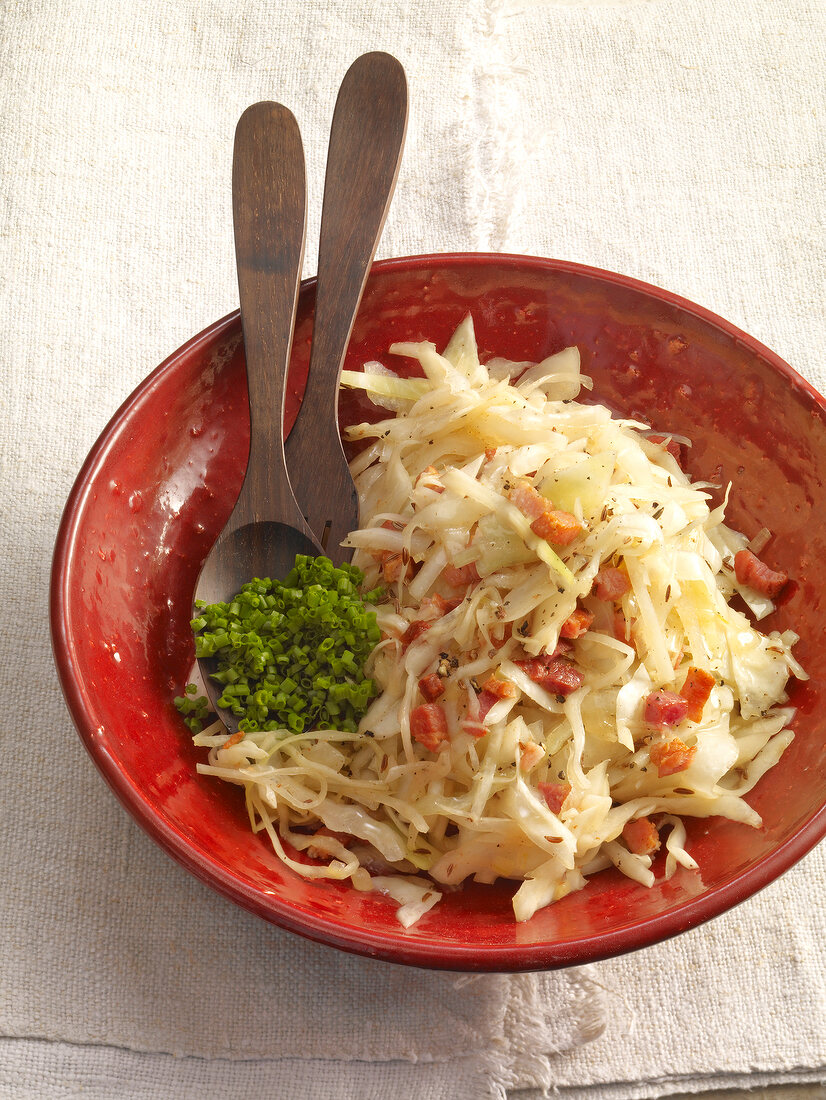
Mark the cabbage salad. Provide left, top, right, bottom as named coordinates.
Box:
left=193, top=316, right=804, bottom=927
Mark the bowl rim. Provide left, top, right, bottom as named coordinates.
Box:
left=50, top=250, right=826, bottom=971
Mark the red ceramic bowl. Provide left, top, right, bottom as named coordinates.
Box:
left=51, top=254, right=826, bottom=970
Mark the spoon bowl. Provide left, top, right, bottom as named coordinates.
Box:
left=194, top=522, right=318, bottom=608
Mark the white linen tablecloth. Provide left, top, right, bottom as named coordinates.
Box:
left=1, top=1, right=824, bottom=1097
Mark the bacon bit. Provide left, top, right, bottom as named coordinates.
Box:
left=416, top=465, right=444, bottom=493
left=410, top=703, right=449, bottom=751
left=307, top=827, right=352, bottom=860
left=530, top=508, right=582, bottom=545
left=593, top=565, right=631, bottom=602
left=650, top=736, right=697, bottom=778
left=443, top=561, right=480, bottom=588
left=644, top=690, right=689, bottom=729
left=461, top=719, right=488, bottom=739
left=508, top=479, right=548, bottom=521
left=519, top=741, right=544, bottom=770
left=419, top=592, right=463, bottom=618
left=507, top=479, right=583, bottom=544
left=734, top=548, right=788, bottom=598
left=481, top=675, right=517, bottom=699
left=419, top=594, right=446, bottom=618
left=476, top=689, right=498, bottom=722
left=222, top=731, right=245, bottom=751
left=515, top=655, right=584, bottom=696
left=622, top=817, right=661, bottom=856
left=490, top=622, right=514, bottom=650
left=382, top=553, right=413, bottom=583
left=538, top=781, right=571, bottom=814
left=648, top=434, right=684, bottom=466
left=560, top=607, right=594, bottom=639
left=401, top=620, right=432, bottom=651
left=679, top=666, right=716, bottom=722
left=484, top=446, right=497, bottom=462
left=418, top=673, right=445, bottom=702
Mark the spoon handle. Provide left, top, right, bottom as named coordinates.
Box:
left=285, top=52, right=408, bottom=561
left=231, top=102, right=314, bottom=539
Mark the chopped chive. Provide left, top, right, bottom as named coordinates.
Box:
left=175, top=554, right=380, bottom=736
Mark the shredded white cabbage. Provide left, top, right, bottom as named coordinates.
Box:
left=193, top=315, right=804, bottom=927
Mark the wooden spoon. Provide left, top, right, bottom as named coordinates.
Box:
left=193, top=101, right=322, bottom=726
left=285, top=51, right=408, bottom=562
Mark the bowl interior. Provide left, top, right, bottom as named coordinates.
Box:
left=52, top=255, right=826, bottom=969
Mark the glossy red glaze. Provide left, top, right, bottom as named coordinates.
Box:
left=51, top=254, right=826, bottom=971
